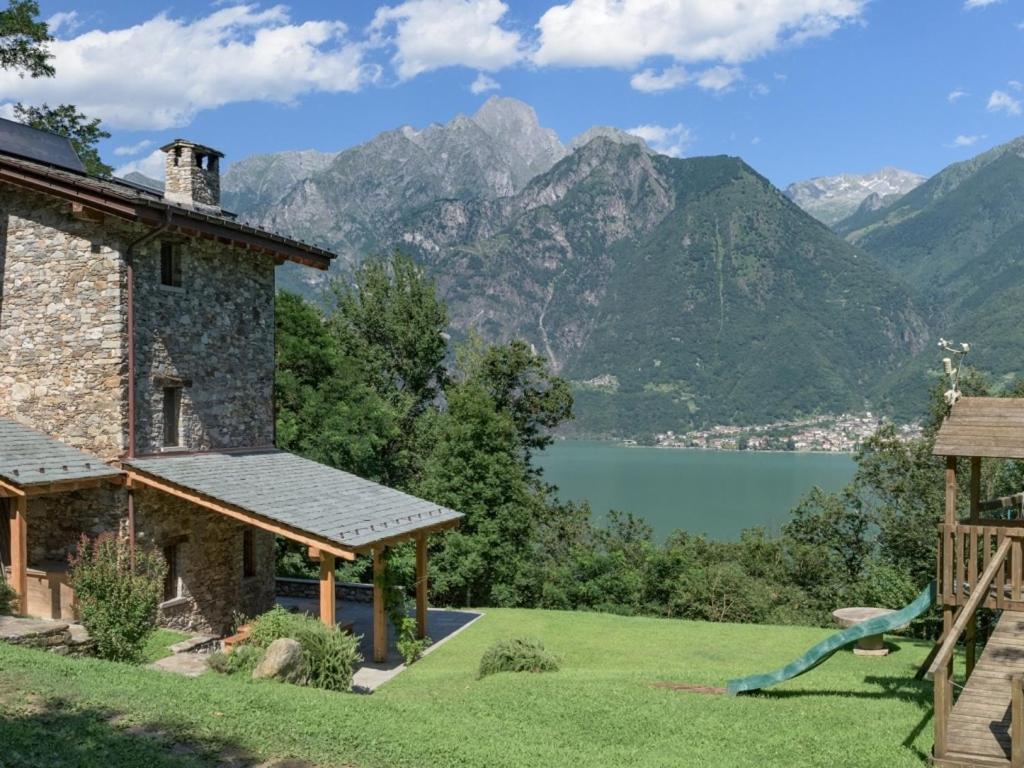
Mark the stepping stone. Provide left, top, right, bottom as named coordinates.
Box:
left=148, top=653, right=210, bottom=677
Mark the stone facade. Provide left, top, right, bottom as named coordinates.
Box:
left=0, top=157, right=279, bottom=635
left=133, top=236, right=275, bottom=454
left=0, top=186, right=129, bottom=459
left=135, top=486, right=276, bottom=634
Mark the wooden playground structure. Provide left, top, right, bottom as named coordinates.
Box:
left=930, top=396, right=1024, bottom=767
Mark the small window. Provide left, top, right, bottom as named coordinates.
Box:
left=242, top=529, right=255, bottom=578
left=162, top=387, right=181, bottom=447
left=160, top=241, right=182, bottom=288
left=163, top=543, right=181, bottom=601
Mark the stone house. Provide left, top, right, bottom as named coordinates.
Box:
left=0, top=119, right=460, bottom=661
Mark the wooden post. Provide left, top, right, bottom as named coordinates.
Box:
left=10, top=496, right=27, bottom=616
left=319, top=551, right=336, bottom=628
left=935, top=667, right=949, bottom=759
left=373, top=547, right=387, bottom=663
left=416, top=532, right=428, bottom=639
left=970, top=456, right=981, bottom=522
left=944, top=455, right=958, bottom=679
left=1013, top=674, right=1024, bottom=768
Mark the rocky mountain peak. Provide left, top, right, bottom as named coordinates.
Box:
left=784, top=166, right=925, bottom=226
left=569, top=126, right=651, bottom=153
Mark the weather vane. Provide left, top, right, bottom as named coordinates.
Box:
left=938, top=338, right=970, bottom=406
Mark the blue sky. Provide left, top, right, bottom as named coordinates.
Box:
left=2, top=1, right=1021, bottom=187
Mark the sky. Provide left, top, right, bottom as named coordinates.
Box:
left=0, top=0, right=1021, bottom=188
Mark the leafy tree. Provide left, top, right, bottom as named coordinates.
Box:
left=14, top=102, right=113, bottom=176
left=0, top=0, right=52, bottom=78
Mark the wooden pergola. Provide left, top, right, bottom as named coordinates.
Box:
left=123, top=449, right=462, bottom=662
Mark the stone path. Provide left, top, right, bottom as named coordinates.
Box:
left=147, top=653, right=210, bottom=677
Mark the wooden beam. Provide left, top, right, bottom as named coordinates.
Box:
left=319, top=552, right=336, bottom=628
left=10, top=496, right=27, bottom=616
left=373, top=547, right=387, bottom=663
left=0, top=478, right=26, bottom=497
left=970, top=456, right=981, bottom=522
left=124, top=470, right=356, bottom=562
left=1014, top=674, right=1024, bottom=768
left=352, top=517, right=461, bottom=555
left=945, top=456, right=958, bottom=525
left=416, top=532, right=428, bottom=640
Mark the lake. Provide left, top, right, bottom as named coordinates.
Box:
left=536, top=440, right=857, bottom=540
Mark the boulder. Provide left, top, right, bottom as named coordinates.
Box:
left=252, top=638, right=304, bottom=683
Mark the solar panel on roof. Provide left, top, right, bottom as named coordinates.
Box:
left=0, top=117, right=85, bottom=173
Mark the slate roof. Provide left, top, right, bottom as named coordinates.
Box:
left=124, top=450, right=462, bottom=550
left=934, top=397, right=1024, bottom=459
left=0, top=149, right=335, bottom=270
left=0, top=417, right=123, bottom=489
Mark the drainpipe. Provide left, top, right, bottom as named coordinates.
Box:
left=122, top=209, right=172, bottom=564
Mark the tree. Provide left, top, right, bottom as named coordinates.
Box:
left=0, top=0, right=52, bottom=78
left=14, top=102, right=113, bottom=176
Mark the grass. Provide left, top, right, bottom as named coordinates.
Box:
left=141, top=629, right=192, bottom=664
left=0, top=609, right=936, bottom=767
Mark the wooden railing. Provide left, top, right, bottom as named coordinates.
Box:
left=930, top=532, right=1014, bottom=760
left=1013, top=674, right=1024, bottom=768
left=938, top=522, right=1024, bottom=610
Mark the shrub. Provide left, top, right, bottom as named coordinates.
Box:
left=246, top=606, right=362, bottom=691
left=396, top=615, right=430, bottom=665
left=68, top=531, right=166, bottom=663
left=478, top=638, right=559, bottom=679
left=208, top=644, right=262, bottom=675
left=0, top=572, right=16, bottom=615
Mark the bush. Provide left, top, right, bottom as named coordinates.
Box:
left=0, top=572, right=16, bottom=615
left=246, top=607, right=362, bottom=691
left=478, top=638, right=559, bottom=679
left=207, top=644, right=262, bottom=676
left=396, top=615, right=430, bottom=665
left=68, top=531, right=166, bottom=663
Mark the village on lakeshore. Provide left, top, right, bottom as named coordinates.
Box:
left=648, top=413, right=924, bottom=453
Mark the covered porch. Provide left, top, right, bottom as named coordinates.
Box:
left=0, top=417, right=124, bottom=619
left=123, top=449, right=463, bottom=662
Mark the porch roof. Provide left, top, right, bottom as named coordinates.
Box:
left=122, top=449, right=462, bottom=555
left=0, top=416, right=123, bottom=493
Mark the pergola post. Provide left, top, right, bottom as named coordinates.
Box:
left=967, top=455, right=981, bottom=672
left=319, top=551, right=336, bottom=628
left=416, top=532, right=428, bottom=639
left=373, top=547, right=387, bottom=663
left=943, top=455, right=957, bottom=679
left=10, top=496, right=28, bottom=616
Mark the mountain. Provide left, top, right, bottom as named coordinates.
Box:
left=222, top=98, right=928, bottom=436
left=839, top=136, right=1024, bottom=410
left=392, top=139, right=927, bottom=435
left=784, top=167, right=925, bottom=226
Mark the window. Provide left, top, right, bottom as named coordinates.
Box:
left=163, top=543, right=181, bottom=601
left=162, top=387, right=181, bottom=447
left=242, top=529, right=255, bottom=578
left=160, top=241, right=182, bottom=288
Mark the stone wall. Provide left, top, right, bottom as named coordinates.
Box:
left=0, top=186, right=129, bottom=458
left=24, top=487, right=126, bottom=564
left=276, top=577, right=378, bottom=603
left=135, top=486, right=276, bottom=634
left=132, top=236, right=275, bottom=454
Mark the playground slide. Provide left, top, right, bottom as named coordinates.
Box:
left=726, top=580, right=937, bottom=695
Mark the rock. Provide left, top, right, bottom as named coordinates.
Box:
left=252, top=638, right=304, bottom=683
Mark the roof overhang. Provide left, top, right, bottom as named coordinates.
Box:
left=0, top=154, right=334, bottom=271
left=120, top=450, right=463, bottom=558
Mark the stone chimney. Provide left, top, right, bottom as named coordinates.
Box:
left=160, top=139, right=223, bottom=211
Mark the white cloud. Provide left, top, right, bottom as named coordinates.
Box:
left=948, top=89, right=968, bottom=102
left=988, top=89, right=1022, bottom=115
left=630, top=65, right=689, bottom=92
left=1010, top=80, right=1024, bottom=92
left=630, top=64, right=741, bottom=93
left=114, top=149, right=166, bottom=180
left=534, top=0, right=866, bottom=68
left=113, top=139, right=154, bottom=157
left=371, top=0, right=524, bottom=80
left=964, top=0, right=1001, bottom=8
left=626, top=123, right=693, bottom=157
left=470, top=72, right=501, bottom=94
left=0, top=5, right=373, bottom=130
left=46, top=11, right=81, bottom=36
left=751, top=136, right=762, bottom=145
left=950, top=134, right=985, bottom=147
left=695, top=66, right=742, bottom=92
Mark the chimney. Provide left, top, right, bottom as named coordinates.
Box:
left=160, top=139, right=223, bottom=211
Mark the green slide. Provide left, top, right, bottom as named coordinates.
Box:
left=726, top=581, right=937, bottom=695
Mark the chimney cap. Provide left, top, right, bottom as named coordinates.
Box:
left=159, top=139, right=224, bottom=158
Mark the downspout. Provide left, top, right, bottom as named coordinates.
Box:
left=122, top=209, right=172, bottom=564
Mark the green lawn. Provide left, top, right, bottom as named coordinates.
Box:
left=0, top=609, right=936, bottom=767
left=141, top=629, right=192, bottom=663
